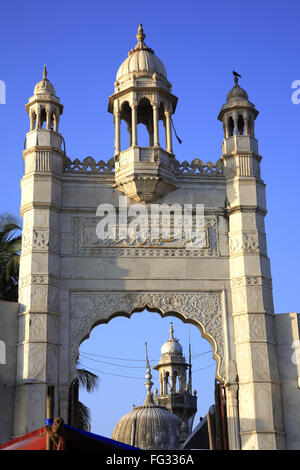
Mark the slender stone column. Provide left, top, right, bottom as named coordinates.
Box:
left=131, top=104, right=137, bottom=146
left=165, top=111, right=173, bottom=153
left=153, top=105, right=159, bottom=147
left=114, top=111, right=120, bottom=154
left=225, top=361, right=241, bottom=450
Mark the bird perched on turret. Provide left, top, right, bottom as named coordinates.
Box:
left=232, top=70, right=242, bottom=78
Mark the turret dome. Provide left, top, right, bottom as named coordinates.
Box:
left=116, top=24, right=167, bottom=81
left=226, top=83, right=248, bottom=101
left=161, top=323, right=183, bottom=356
left=34, top=65, right=56, bottom=95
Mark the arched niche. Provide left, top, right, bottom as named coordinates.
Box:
left=69, top=291, right=226, bottom=383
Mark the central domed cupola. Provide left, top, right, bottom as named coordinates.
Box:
left=116, top=24, right=168, bottom=83
left=108, top=25, right=179, bottom=203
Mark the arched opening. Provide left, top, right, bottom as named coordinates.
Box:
left=31, top=111, right=37, bottom=131
left=137, top=98, right=153, bottom=147
left=120, top=101, right=131, bottom=150
left=137, top=123, right=150, bottom=147
left=40, top=108, right=47, bottom=129
left=173, top=371, right=179, bottom=393
left=237, top=114, right=245, bottom=135
left=76, top=310, right=216, bottom=445
left=158, top=102, right=166, bottom=149
left=228, top=116, right=234, bottom=137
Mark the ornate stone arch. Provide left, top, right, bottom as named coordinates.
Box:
left=69, top=290, right=226, bottom=382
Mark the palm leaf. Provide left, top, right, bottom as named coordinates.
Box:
left=77, top=400, right=91, bottom=431
left=77, top=368, right=99, bottom=392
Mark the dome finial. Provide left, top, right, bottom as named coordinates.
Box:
left=169, top=322, right=174, bottom=341
left=136, top=24, right=146, bottom=43
left=232, top=70, right=242, bottom=86
left=43, top=64, right=47, bottom=80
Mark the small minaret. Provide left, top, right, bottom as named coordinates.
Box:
left=153, top=323, right=197, bottom=433
left=14, top=66, right=65, bottom=436
left=218, top=73, right=260, bottom=178
left=25, top=65, right=64, bottom=149
left=218, top=75, right=284, bottom=448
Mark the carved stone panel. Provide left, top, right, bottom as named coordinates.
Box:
left=71, top=215, right=219, bottom=258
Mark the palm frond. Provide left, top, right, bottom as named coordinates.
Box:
left=77, top=400, right=91, bottom=431
left=77, top=368, right=99, bottom=392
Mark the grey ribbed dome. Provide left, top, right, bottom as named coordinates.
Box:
left=226, top=84, right=248, bottom=101
left=111, top=400, right=182, bottom=450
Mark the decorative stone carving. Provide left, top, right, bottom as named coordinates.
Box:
left=69, top=291, right=224, bottom=380
left=63, top=155, right=224, bottom=177
left=19, top=274, right=60, bottom=288
left=229, top=232, right=259, bottom=255
left=29, top=315, right=46, bottom=340
left=21, top=230, right=60, bottom=254
left=71, top=215, right=218, bottom=257
left=231, top=276, right=272, bottom=289
left=174, top=158, right=224, bottom=176
left=249, top=315, right=265, bottom=340
left=28, top=343, right=45, bottom=381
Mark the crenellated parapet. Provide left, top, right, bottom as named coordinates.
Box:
left=63, top=155, right=224, bottom=177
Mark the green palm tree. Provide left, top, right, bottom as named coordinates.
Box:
left=77, top=367, right=99, bottom=431
left=0, top=212, right=21, bottom=301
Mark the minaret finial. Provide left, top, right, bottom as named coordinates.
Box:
left=143, top=342, right=155, bottom=405
left=232, top=70, right=242, bottom=86
left=169, top=322, right=174, bottom=341
left=145, top=342, right=153, bottom=393
left=136, top=24, right=146, bottom=43
left=43, top=64, right=47, bottom=80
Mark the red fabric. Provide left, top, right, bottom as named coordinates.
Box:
left=0, top=427, right=47, bottom=450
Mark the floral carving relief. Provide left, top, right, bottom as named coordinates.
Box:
left=21, top=230, right=60, bottom=254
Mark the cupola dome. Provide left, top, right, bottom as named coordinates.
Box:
left=34, top=65, right=56, bottom=95
left=116, top=24, right=167, bottom=81
left=161, top=322, right=183, bottom=356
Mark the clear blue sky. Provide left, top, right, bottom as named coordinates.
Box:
left=0, top=0, right=299, bottom=436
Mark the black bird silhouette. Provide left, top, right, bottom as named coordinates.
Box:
left=232, top=70, right=242, bottom=78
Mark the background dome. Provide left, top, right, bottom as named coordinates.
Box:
left=116, top=24, right=167, bottom=81
left=161, top=322, right=183, bottom=356
left=111, top=402, right=182, bottom=450
left=161, top=338, right=183, bottom=356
